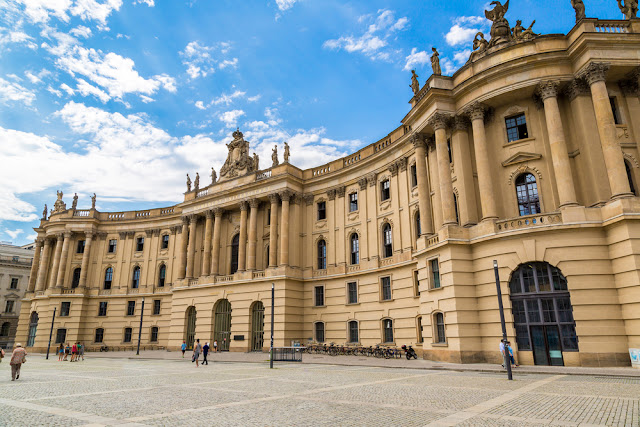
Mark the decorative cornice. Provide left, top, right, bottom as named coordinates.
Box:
left=501, top=151, right=543, bottom=167
left=578, top=62, right=610, bottom=86
left=563, top=79, right=591, bottom=101
left=388, top=162, right=398, bottom=177
left=327, top=189, right=336, bottom=200
left=536, top=81, right=559, bottom=101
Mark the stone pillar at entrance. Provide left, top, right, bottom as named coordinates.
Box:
left=211, top=208, right=224, bottom=275
left=279, top=191, right=290, bottom=266
left=468, top=103, right=498, bottom=220
left=35, top=238, right=52, bottom=292
left=27, top=239, right=43, bottom=292
left=268, top=194, right=279, bottom=268
left=201, top=210, right=213, bottom=276
left=247, top=199, right=259, bottom=270
left=431, top=113, right=457, bottom=225
left=411, top=134, right=434, bottom=235
left=78, top=232, right=93, bottom=289
left=238, top=201, right=248, bottom=271
left=186, top=215, right=197, bottom=279
left=178, top=217, right=188, bottom=280
left=55, top=232, right=71, bottom=288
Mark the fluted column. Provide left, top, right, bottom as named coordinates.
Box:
left=431, top=113, right=456, bottom=225
left=580, top=62, right=632, bottom=199
left=35, top=238, right=52, bottom=292
left=537, top=81, right=579, bottom=208
left=427, top=142, right=442, bottom=229
left=55, top=232, right=71, bottom=288
left=201, top=210, right=213, bottom=276
left=178, top=217, right=189, bottom=280
left=451, top=116, right=479, bottom=226
left=268, top=194, right=279, bottom=268
left=247, top=199, right=259, bottom=270
left=211, top=208, right=223, bottom=275
left=27, top=239, right=43, bottom=292
left=469, top=103, right=498, bottom=220
left=186, top=214, right=197, bottom=279
left=78, top=232, right=93, bottom=289
left=238, top=201, right=248, bottom=271
left=411, top=135, right=434, bottom=235
left=279, top=191, right=290, bottom=266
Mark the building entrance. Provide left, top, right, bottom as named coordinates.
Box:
left=214, top=299, right=232, bottom=351
left=251, top=301, right=265, bottom=351
left=185, top=306, right=196, bottom=350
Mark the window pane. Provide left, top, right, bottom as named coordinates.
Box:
left=384, top=319, right=393, bottom=343
left=315, top=323, right=324, bottom=342
left=512, top=300, right=526, bottom=324
left=526, top=299, right=541, bottom=323
left=515, top=324, right=531, bottom=350
left=536, top=264, right=551, bottom=292
left=349, top=321, right=358, bottom=343
left=552, top=268, right=567, bottom=291
left=348, top=282, right=357, bottom=304
left=315, top=286, right=324, bottom=306
left=560, top=324, right=579, bottom=350
left=431, top=259, right=440, bottom=289
left=522, top=267, right=535, bottom=293
left=556, top=298, right=574, bottom=323
left=381, top=277, right=392, bottom=300
left=541, top=299, right=556, bottom=323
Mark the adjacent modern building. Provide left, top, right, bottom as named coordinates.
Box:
left=0, top=243, right=34, bottom=349
left=16, top=11, right=640, bottom=367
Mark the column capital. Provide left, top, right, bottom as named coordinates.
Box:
left=336, top=186, right=346, bottom=198
left=205, top=209, right=214, bottom=219
left=188, top=214, right=198, bottom=224
left=357, top=177, right=367, bottom=190
left=239, top=200, right=249, bottom=211
left=327, top=188, right=337, bottom=200
left=145, top=229, right=154, bottom=237
left=303, top=194, right=314, bottom=206
left=63, top=231, right=73, bottom=239
left=396, top=157, right=408, bottom=172
left=84, top=231, right=95, bottom=239
left=213, top=207, right=224, bottom=218
left=290, top=193, right=301, bottom=205
left=279, top=190, right=291, bottom=202
left=410, top=133, right=426, bottom=150
left=268, top=193, right=280, bottom=204
left=170, top=225, right=182, bottom=234
left=563, top=79, right=591, bottom=101
left=249, top=198, right=260, bottom=208
left=35, top=238, right=44, bottom=247
left=428, top=112, right=452, bottom=131
left=367, top=173, right=377, bottom=187
left=578, top=62, right=610, bottom=86
left=43, top=237, right=54, bottom=246
left=452, top=115, right=470, bottom=133
left=466, top=102, right=487, bottom=121
left=55, top=232, right=64, bottom=241
left=619, top=78, right=640, bottom=97
left=181, top=216, right=190, bottom=225
left=536, top=81, right=560, bottom=101
left=97, top=232, right=108, bottom=240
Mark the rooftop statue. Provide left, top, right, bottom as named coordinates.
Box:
left=53, top=190, right=66, bottom=213
left=42, top=204, right=48, bottom=220
left=410, top=70, right=420, bottom=96
left=211, top=167, right=217, bottom=184
left=72, top=193, right=78, bottom=210
left=91, top=193, right=96, bottom=209
left=512, top=20, right=538, bottom=41
left=486, top=0, right=512, bottom=47
left=253, top=152, right=260, bottom=171
left=571, top=0, right=586, bottom=22
left=468, top=32, right=489, bottom=63
left=618, top=0, right=638, bottom=19
left=194, top=172, right=200, bottom=192
left=284, top=142, right=290, bottom=163
left=219, top=128, right=258, bottom=182
left=431, top=48, right=442, bottom=76
left=272, top=145, right=279, bottom=167
left=186, top=174, right=192, bottom=192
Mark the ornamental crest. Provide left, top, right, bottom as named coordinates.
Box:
left=53, top=190, right=67, bottom=213
left=219, top=128, right=258, bottom=182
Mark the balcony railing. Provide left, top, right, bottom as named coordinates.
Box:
left=256, top=170, right=272, bottom=181
left=595, top=22, right=630, bottom=33
left=496, top=213, right=562, bottom=231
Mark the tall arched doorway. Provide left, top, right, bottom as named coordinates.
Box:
left=213, top=299, right=232, bottom=351
left=251, top=301, right=265, bottom=352
left=509, top=262, right=578, bottom=366
left=185, top=306, right=197, bottom=350
left=27, top=311, right=38, bottom=347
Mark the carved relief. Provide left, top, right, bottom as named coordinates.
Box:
left=578, top=62, right=610, bottom=86
left=327, top=189, right=336, bottom=201
left=218, top=128, right=258, bottom=182
left=358, top=177, right=367, bottom=190
left=508, top=165, right=543, bottom=185
left=623, top=152, right=639, bottom=168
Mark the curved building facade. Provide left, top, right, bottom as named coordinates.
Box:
left=17, top=16, right=640, bottom=367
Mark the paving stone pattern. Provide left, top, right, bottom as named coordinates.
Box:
left=0, top=355, right=638, bottom=426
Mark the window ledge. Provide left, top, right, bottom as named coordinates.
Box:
left=312, top=305, right=326, bottom=308
left=428, top=286, right=444, bottom=292
left=380, top=298, right=394, bottom=303
left=345, top=302, right=360, bottom=306
left=431, top=342, right=448, bottom=347
left=504, top=136, right=535, bottom=147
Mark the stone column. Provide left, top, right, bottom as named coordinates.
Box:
left=469, top=103, right=498, bottom=220
left=35, top=238, right=52, bottom=292
left=427, top=141, right=443, bottom=229
left=186, top=215, right=197, bottom=278
left=538, top=81, right=579, bottom=208
left=580, top=62, right=632, bottom=199
left=178, top=217, right=189, bottom=280
left=27, top=239, right=43, bottom=292
left=201, top=210, right=213, bottom=276
left=451, top=117, right=479, bottom=226
left=269, top=194, right=279, bottom=268
left=78, top=232, right=93, bottom=289
left=247, top=199, right=259, bottom=270
left=411, top=135, right=434, bottom=235
left=431, top=113, right=457, bottom=225
left=366, top=174, right=379, bottom=259
left=211, top=208, right=223, bottom=275
left=238, top=201, right=248, bottom=271
left=55, top=231, right=72, bottom=288
left=279, top=191, right=290, bottom=266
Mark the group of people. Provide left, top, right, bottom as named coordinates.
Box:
left=181, top=339, right=218, bottom=367
left=0, top=343, right=27, bottom=381
left=58, top=342, right=84, bottom=362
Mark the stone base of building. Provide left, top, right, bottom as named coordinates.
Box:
left=423, top=349, right=632, bottom=367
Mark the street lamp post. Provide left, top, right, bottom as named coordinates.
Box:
left=136, top=297, right=145, bottom=356
left=494, top=260, right=513, bottom=380
left=270, top=283, right=274, bottom=369
left=45, top=307, right=56, bottom=360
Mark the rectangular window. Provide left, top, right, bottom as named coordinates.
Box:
left=417, top=317, right=423, bottom=343
left=560, top=324, right=579, bottom=350
left=60, top=302, right=71, bottom=317
left=76, top=240, right=85, bottom=254
left=153, top=299, right=161, bottom=315
left=55, top=328, right=67, bottom=344
left=410, top=163, right=417, bottom=188
left=136, top=237, right=144, bottom=252
left=123, top=327, right=132, bottom=343
left=317, top=201, right=326, bottom=220
left=4, top=300, right=14, bottom=313
left=127, top=301, right=136, bottom=316
left=347, top=282, right=358, bottom=304
left=556, top=298, right=574, bottom=323
left=349, top=192, right=358, bottom=212
left=151, top=327, right=159, bottom=342
left=541, top=299, right=556, bottom=323
left=505, top=113, right=528, bottom=142
left=515, top=324, right=531, bottom=350
left=267, top=209, right=271, bottom=225
left=315, top=322, right=325, bottom=342
left=610, top=97, right=622, bottom=124
left=348, top=322, right=359, bottom=343
left=98, top=301, right=108, bottom=316
left=95, top=328, right=104, bottom=343
left=161, top=234, right=169, bottom=249
left=381, top=180, right=390, bottom=201
left=526, top=299, right=541, bottom=323
left=108, top=239, right=117, bottom=253
left=413, top=270, right=420, bottom=296
left=314, top=286, right=324, bottom=307
left=381, top=276, right=392, bottom=301
left=10, top=278, right=18, bottom=289
left=447, top=139, right=453, bottom=163
left=430, top=259, right=440, bottom=289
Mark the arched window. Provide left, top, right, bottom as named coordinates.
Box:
left=348, top=320, right=359, bottom=343
left=317, top=240, right=327, bottom=270
left=383, top=318, right=394, bottom=343
left=150, top=326, right=159, bottom=342
left=104, top=267, right=113, bottom=290
left=71, top=267, right=81, bottom=288
left=434, top=313, right=446, bottom=343
left=350, top=234, right=359, bottom=265
left=315, top=322, right=325, bottom=342
left=158, top=264, right=166, bottom=287
left=515, top=173, right=540, bottom=216
left=95, top=328, right=104, bottom=343
left=382, top=223, right=393, bottom=258
left=625, top=161, right=637, bottom=196
left=415, top=211, right=421, bottom=240
left=0, top=322, right=10, bottom=336
left=230, top=234, right=239, bottom=274
left=131, top=266, right=140, bottom=289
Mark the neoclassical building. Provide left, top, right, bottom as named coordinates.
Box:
left=17, top=11, right=640, bottom=367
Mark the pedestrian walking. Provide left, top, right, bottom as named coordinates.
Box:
left=79, top=342, right=85, bottom=361
left=192, top=339, right=202, bottom=367
left=58, top=344, right=64, bottom=361
left=506, top=341, right=518, bottom=367
left=213, top=340, right=217, bottom=352
left=181, top=341, right=186, bottom=358
left=203, top=342, right=209, bottom=365
left=0, top=347, right=5, bottom=364
left=9, top=343, right=27, bottom=381
left=71, top=342, right=78, bottom=362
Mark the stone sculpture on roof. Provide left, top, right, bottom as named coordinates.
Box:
left=272, top=145, right=279, bottom=167
left=211, top=167, right=217, bottom=185
left=53, top=190, right=66, bottom=213
left=91, top=193, right=96, bottom=209
left=186, top=174, right=191, bottom=192
left=431, top=48, right=442, bottom=76
left=410, top=70, right=420, bottom=96
left=218, top=128, right=259, bottom=182
left=571, top=0, right=586, bottom=22
left=618, top=0, right=639, bottom=19
left=71, top=193, right=78, bottom=210
left=42, top=204, right=47, bottom=220
left=284, top=142, right=290, bottom=163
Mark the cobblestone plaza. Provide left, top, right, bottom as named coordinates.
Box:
left=0, top=355, right=638, bottom=426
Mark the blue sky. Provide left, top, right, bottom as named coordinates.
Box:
left=0, top=0, right=625, bottom=245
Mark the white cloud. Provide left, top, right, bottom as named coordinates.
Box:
left=453, top=49, right=472, bottom=64
left=247, top=95, right=261, bottom=102
left=134, top=0, right=154, bottom=6
left=403, top=47, right=429, bottom=71
left=275, top=0, right=298, bottom=11
left=60, top=83, right=75, bottom=95
left=24, top=69, right=51, bottom=84
left=441, top=58, right=457, bottom=75
left=0, top=77, right=36, bottom=105
left=323, top=9, right=408, bottom=61
left=218, top=58, right=238, bottom=70
left=212, top=90, right=246, bottom=106
left=0, top=28, right=39, bottom=50
left=194, top=100, right=205, bottom=110
left=75, top=78, right=111, bottom=102
left=47, top=85, right=63, bottom=97
left=445, top=16, right=487, bottom=47
left=70, top=25, right=92, bottom=38
left=17, top=0, right=123, bottom=27
left=180, top=41, right=237, bottom=79
left=4, top=228, right=23, bottom=240
left=218, top=109, right=245, bottom=128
